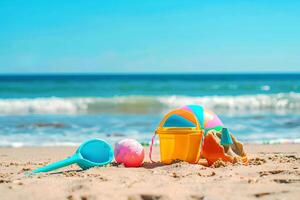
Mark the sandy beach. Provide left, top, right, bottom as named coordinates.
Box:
left=2, top=0, right=300, bottom=199
left=0, top=144, right=299, bottom=200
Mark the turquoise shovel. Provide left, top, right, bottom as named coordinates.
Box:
left=32, top=139, right=114, bottom=174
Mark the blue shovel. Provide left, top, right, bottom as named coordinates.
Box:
left=31, top=139, right=114, bottom=174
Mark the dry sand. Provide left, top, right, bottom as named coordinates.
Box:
left=0, top=144, right=299, bottom=200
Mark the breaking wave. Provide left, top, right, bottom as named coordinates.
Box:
left=0, top=93, right=299, bottom=115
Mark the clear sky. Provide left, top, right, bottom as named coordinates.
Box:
left=0, top=0, right=299, bottom=74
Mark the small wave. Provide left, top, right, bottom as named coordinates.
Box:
left=249, top=138, right=300, bottom=144
left=1, top=138, right=299, bottom=147
left=0, top=93, right=299, bottom=115
left=160, top=93, right=300, bottom=113
left=0, top=141, right=81, bottom=148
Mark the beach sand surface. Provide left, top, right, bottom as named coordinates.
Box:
left=0, top=144, right=299, bottom=200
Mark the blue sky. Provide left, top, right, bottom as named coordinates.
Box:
left=0, top=0, right=299, bottom=73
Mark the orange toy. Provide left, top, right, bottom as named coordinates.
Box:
left=202, top=130, right=248, bottom=166
left=202, top=133, right=234, bottom=166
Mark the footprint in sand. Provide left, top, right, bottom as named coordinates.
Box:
left=259, top=170, right=285, bottom=177
left=0, top=179, right=11, bottom=184
left=253, top=192, right=272, bottom=198
left=128, top=194, right=170, bottom=200
left=67, top=194, right=95, bottom=200
left=253, top=191, right=289, bottom=198
left=188, top=195, right=205, bottom=200
left=273, top=179, right=300, bottom=184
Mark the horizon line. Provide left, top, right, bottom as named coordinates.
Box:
left=1, top=71, right=300, bottom=76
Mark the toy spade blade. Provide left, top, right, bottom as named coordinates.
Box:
left=31, top=139, right=114, bottom=174
left=221, top=128, right=233, bottom=146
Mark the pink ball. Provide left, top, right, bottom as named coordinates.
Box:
left=114, top=139, right=144, bottom=167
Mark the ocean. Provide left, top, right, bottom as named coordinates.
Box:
left=0, top=73, right=299, bottom=147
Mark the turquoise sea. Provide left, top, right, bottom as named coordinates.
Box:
left=0, top=74, right=299, bottom=147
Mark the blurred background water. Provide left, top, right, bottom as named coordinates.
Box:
left=0, top=73, right=299, bottom=147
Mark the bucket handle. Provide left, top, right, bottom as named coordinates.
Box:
left=149, top=132, right=156, bottom=163
left=157, top=109, right=201, bottom=130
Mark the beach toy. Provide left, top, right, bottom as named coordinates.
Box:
left=149, top=105, right=247, bottom=165
left=114, top=139, right=144, bottom=167
left=32, top=139, right=114, bottom=174
left=149, top=105, right=205, bottom=164
left=202, top=128, right=247, bottom=166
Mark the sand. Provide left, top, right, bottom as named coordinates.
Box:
left=0, top=144, right=299, bottom=200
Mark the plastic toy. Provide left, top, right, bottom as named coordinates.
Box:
left=202, top=128, right=247, bottom=166
left=31, top=139, right=114, bottom=174
left=114, top=139, right=144, bottom=167
left=149, top=105, right=247, bottom=165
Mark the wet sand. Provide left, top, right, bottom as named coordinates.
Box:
left=0, top=144, right=299, bottom=200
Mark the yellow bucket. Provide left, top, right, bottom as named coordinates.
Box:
left=150, top=108, right=204, bottom=164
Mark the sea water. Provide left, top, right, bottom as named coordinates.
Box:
left=0, top=74, right=299, bottom=147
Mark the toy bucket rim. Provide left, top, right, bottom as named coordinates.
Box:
left=156, top=128, right=204, bottom=135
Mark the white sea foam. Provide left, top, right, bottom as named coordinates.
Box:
left=0, top=138, right=299, bottom=147
left=159, top=92, right=300, bottom=111
left=0, top=93, right=299, bottom=115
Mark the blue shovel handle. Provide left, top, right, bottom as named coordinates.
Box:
left=32, top=154, right=80, bottom=174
